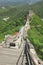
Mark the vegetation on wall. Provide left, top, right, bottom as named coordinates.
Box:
left=27, top=15, right=43, bottom=60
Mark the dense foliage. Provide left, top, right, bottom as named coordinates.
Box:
left=27, top=15, right=43, bottom=60
left=29, top=1, right=43, bottom=18
left=0, top=5, right=29, bottom=42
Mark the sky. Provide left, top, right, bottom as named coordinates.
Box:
left=0, top=0, right=41, bottom=4
left=0, top=0, right=41, bottom=2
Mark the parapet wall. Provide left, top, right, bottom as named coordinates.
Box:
left=27, top=39, right=43, bottom=65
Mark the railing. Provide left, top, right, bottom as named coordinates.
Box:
left=24, top=40, right=34, bottom=65
left=16, top=42, right=32, bottom=65
left=16, top=39, right=43, bottom=65
left=16, top=49, right=23, bottom=65
left=16, top=43, right=25, bottom=65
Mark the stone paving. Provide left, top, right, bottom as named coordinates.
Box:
left=0, top=41, right=25, bottom=65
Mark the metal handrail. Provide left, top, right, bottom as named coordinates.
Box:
left=16, top=43, right=25, bottom=65
left=16, top=48, right=23, bottom=65
left=25, top=42, right=33, bottom=65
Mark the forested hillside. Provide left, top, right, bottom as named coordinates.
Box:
left=29, top=0, right=43, bottom=18
left=28, top=15, right=43, bottom=60
left=0, top=5, right=29, bottom=42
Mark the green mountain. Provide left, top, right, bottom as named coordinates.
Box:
left=28, top=14, right=43, bottom=60
left=30, top=0, right=43, bottom=18
left=0, top=0, right=41, bottom=6
left=0, top=5, right=28, bottom=42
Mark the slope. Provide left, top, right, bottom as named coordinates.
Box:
left=0, top=5, right=28, bottom=42
left=30, top=0, right=43, bottom=18
left=28, top=15, right=43, bottom=60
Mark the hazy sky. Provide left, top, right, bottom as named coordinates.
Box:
left=0, top=0, right=41, bottom=3
left=0, top=0, right=41, bottom=2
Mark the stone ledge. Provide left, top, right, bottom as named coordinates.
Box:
left=27, top=39, right=43, bottom=65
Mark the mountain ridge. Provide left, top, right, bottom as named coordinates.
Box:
left=0, top=0, right=41, bottom=6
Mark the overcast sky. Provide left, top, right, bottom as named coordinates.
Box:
left=0, top=0, right=41, bottom=2
left=0, top=0, right=41, bottom=3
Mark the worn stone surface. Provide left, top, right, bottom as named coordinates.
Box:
left=0, top=42, right=24, bottom=65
